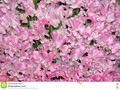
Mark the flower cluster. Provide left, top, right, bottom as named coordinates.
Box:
left=0, top=0, right=120, bottom=81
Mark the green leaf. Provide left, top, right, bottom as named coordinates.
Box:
left=44, top=21, right=62, bottom=39
left=111, top=31, right=116, bottom=35
left=84, top=19, right=92, bottom=26
left=32, top=40, right=41, bottom=49
left=44, top=24, right=49, bottom=30
left=77, top=59, right=81, bottom=63
left=20, top=15, right=37, bottom=28
left=16, top=7, right=25, bottom=14
left=44, top=35, right=51, bottom=39
left=21, top=22, right=28, bottom=27
left=32, top=15, right=38, bottom=21
left=89, top=39, right=97, bottom=45
left=86, top=19, right=92, bottom=24
left=33, top=0, right=38, bottom=9
left=33, top=0, right=41, bottom=10
left=68, top=8, right=80, bottom=18
left=82, top=52, right=88, bottom=57
left=54, top=21, right=62, bottom=30
left=0, top=2, right=2, bottom=4
left=104, top=48, right=111, bottom=55
left=81, top=6, right=88, bottom=12
left=57, top=48, right=61, bottom=53
left=45, top=21, right=62, bottom=31
left=27, top=15, right=37, bottom=22
left=49, top=25, right=56, bottom=32
left=57, top=1, right=67, bottom=6
left=72, top=8, right=80, bottom=16
left=44, top=25, right=55, bottom=32
left=52, top=58, right=59, bottom=63
left=27, top=15, right=32, bottom=22
left=37, top=0, right=41, bottom=3
left=116, top=36, right=120, bottom=42
left=117, top=0, right=120, bottom=5
left=20, top=20, right=30, bottom=28
left=118, top=64, right=120, bottom=68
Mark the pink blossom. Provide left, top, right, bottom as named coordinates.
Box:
left=0, top=75, right=7, bottom=82
left=0, top=0, right=120, bottom=82
left=106, top=11, right=116, bottom=23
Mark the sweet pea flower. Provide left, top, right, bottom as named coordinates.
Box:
left=0, top=0, right=120, bottom=82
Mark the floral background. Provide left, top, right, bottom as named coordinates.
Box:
left=0, top=0, right=120, bottom=81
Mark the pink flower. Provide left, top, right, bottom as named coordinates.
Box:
left=33, top=51, right=40, bottom=60
left=0, top=72, right=9, bottom=82
left=0, top=25, right=6, bottom=34
left=91, top=74, right=101, bottom=81
left=49, top=64, right=60, bottom=72
left=110, top=43, right=120, bottom=53
left=0, top=75, right=7, bottom=82
left=0, top=0, right=120, bottom=81
left=52, top=31, right=66, bottom=48
left=106, top=11, right=115, bottom=23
